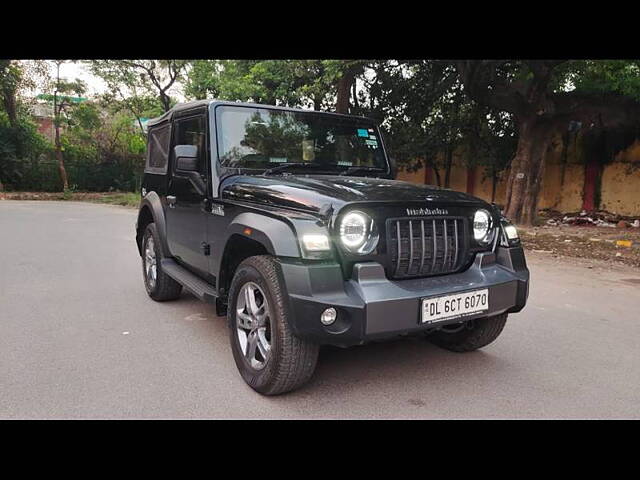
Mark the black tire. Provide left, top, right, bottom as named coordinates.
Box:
left=426, top=313, right=507, bottom=352
left=228, top=255, right=319, bottom=395
left=141, top=223, right=183, bottom=301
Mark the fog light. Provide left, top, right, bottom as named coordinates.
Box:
left=320, top=307, right=337, bottom=325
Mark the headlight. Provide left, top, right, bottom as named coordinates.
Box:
left=504, top=224, right=518, bottom=240
left=338, top=210, right=379, bottom=254
left=473, top=209, right=493, bottom=244
left=500, top=219, right=520, bottom=247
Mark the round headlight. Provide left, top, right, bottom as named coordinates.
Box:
left=473, top=209, right=492, bottom=243
left=339, top=210, right=378, bottom=254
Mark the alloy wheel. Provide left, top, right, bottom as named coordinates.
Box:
left=236, top=282, right=272, bottom=370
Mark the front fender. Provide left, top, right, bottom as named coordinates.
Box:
left=225, top=212, right=301, bottom=258
left=136, top=191, right=170, bottom=257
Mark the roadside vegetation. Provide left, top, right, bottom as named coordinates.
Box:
left=2, top=60, right=640, bottom=225
left=0, top=191, right=140, bottom=207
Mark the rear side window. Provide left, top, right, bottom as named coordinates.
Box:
left=145, top=123, right=171, bottom=174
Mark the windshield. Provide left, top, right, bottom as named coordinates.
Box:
left=215, top=105, right=388, bottom=173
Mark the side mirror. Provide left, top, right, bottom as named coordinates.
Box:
left=388, top=157, right=398, bottom=180
left=174, top=145, right=198, bottom=172
left=173, top=144, right=206, bottom=196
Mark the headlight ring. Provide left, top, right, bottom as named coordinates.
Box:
left=338, top=210, right=379, bottom=254
left=473, top=209, right=494, bottom=245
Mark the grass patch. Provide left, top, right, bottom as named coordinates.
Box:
left=1, top=191, right=141, bottom=208
left=92, top=192, right=140, bottom=208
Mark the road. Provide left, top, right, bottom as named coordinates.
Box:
left=1, top=201, right=639, bottom=419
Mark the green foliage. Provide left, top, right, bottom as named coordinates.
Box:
left=0, top=112, right=53, bottom=187
left=568, top=60, right=640, bottom=101
left=185, top=60, right=339, bottom=110
left=4, top=58, right=640, bottom=198
left=93, top=191, right=140, bottom=207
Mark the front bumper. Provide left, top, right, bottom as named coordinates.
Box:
left=279, top=246, right=529, bottom=347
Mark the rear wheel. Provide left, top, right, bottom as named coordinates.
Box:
left=228, top=255, right=319, bottom=395
left=141, top=223, right=182, bottom=301
left=426, top=313, right=508, bottom=352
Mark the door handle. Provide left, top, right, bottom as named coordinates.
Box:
left=167, top=195, right=177, bottom=208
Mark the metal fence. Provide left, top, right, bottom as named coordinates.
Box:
left=1, top=156, right=144, bottom=192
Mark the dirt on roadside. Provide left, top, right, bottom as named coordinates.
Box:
left=520, top=224, right=640, bottom=269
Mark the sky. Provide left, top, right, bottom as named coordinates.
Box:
left=29, top=61, right=186, bottom=101
left=54, top=62, right=109, bottom=96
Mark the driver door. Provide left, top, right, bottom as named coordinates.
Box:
left=165, top=114, right=209, bottom=276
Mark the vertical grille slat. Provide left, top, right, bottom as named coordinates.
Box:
left=388, top=216, right=466, bottom=279
left=419, top=220, right=425, bottom=273
left=453, top=219, right=459, bottom=267
left=407, top=220, right=414, bottom=274
left=431, top=221, right=437, bottom=273
left=443, top=219, right=449, bottom=270
left=394, top=220, right=402, bottom=277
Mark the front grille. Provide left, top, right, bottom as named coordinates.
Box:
left=387, top=217, right=466, bottom=279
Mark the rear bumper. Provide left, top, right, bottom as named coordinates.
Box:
left=279, top=246, right=529, bottom=347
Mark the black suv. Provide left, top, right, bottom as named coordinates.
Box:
left=136, top=100, right=529, bottom=395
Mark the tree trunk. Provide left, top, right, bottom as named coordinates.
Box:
left=136, top=116, right=147, bottom=137
left=53, top=62, right=69, bottom=191
left=352, top=80, right=358, bottom=110
left=444, top=147, right=453, bottom=188
left=504, top=119, right=554, bottom=225
left=160, top=92, right=171, bottom=112
left=2, top=89, right=18, bottom=128
left=54, top=119, right=69, bottom=191
left=431, top=162, right=442, bottom=187
left=491, top=172, right=497, bottom=203
left=336, top=72, right=353, bottom=114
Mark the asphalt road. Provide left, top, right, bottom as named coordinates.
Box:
left=1, top=201, right=639, bottom=419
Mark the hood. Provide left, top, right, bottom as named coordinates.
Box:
left=221, top=174, right=489, bottom=214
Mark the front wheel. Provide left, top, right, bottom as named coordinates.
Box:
left=426, top=313, right=508, bottom=352
left=228, top=255, right=319, bottom=395
left=141, top=223, right=182, bottom=301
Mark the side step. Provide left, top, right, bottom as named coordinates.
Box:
left=161, top=259, right=217, bottom=304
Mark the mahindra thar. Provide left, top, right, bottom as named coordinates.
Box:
left=135, top=100, right=529, bottom=395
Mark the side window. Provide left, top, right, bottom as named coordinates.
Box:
left=174, top=116, right=206, bottom=174
left=145, top=123, right=171, bottom=173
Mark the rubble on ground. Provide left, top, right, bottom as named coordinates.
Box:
left=539, top=208, right=640, bottom=228
left=520, top=210, right=640, bottom=268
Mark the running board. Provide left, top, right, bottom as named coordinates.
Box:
left=160, top=259, right=217, bottom=303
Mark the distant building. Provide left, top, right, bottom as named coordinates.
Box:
left=31, top=102, right=55, bottom=141
left=30, top=94, right=88, bottom=142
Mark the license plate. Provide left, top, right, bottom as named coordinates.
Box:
left=421, top=289, right=489, bottom=324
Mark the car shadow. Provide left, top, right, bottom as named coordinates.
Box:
left=175, top=292, right=516, bottom=413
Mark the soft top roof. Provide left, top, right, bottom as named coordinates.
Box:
left=146, top=99, right=374, bottom=128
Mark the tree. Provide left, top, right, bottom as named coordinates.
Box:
left=456, top=60, right=640, bottom=225
left=361, top=60, right=473, bottom=186
left=0, top=60, right=51, bottom=192
left=184, top=60, right=337, bottom=110
left=88, top=60, right=188, bottom=113
left=0, top=60, right=21, bottom=129
left=328, top=60, right=366, bottom=114
left=50, top=60, right=87, bottom=190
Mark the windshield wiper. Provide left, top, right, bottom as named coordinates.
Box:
left=263, top=163, right=329, bottom=175
left=340, top=166, right=387, bottom=176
